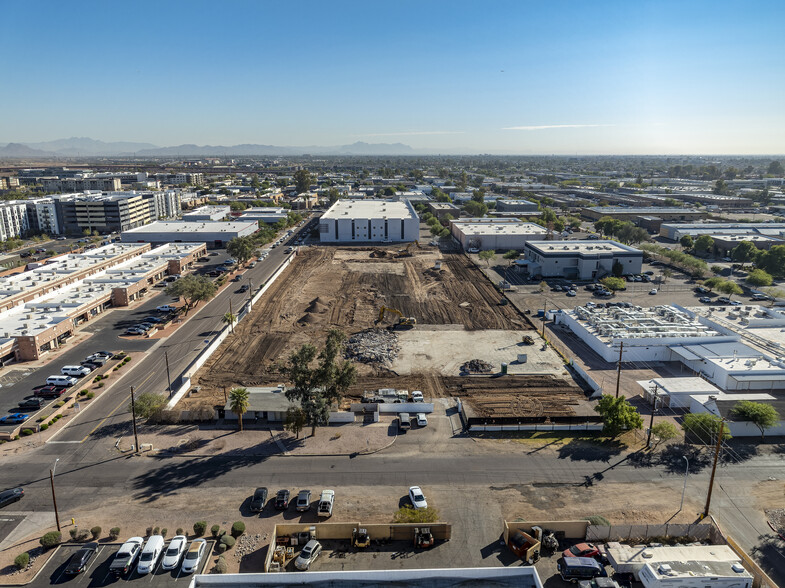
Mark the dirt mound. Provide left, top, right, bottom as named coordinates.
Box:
left=298, top=313, right=320, bottom=324
left=461, top=359, right=493, bottom=373
left=306, top=299, right=328, bottom=313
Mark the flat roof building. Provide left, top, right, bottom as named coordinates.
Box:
left=449, top=218, right=548, bottom=251
left=659, top=221, right=785, bottom=241
left=237, top=207, right=288, bottom=224
left=495, top=199, right=539, bottom=213
left=582, top=206, right=707, bottom=224
left=182, top=205, right=230, bottom=221
left=523, top=240, right=642, bottom=281
left=121, top=221, right=257, bottom=248
left=319, top=199, right=419, bottom=243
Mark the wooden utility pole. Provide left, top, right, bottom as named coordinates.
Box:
left=646, top=385, right=658, bottom=448
left=541, top=302, right=547, bottom=338
left=229, top=299, right=234, bottom=333
left=49, top=469, right=61, bottom=532
left=164, top=351, right=172, bottom=396
left=703, top=418, right=726, bottom=517
left=130, top=386, right=139, bottom=454
left=614, top=341, right=624, bottom=398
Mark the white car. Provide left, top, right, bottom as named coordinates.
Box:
left=294, top=540, right=323, bottom=571
left=416, top=413, right=428, bottom=427
left=649, top=289, right=658, bottom=295
left=156, top=305, right=178, bottom=313
left=161, top=535, right=187, bottom=570
left=566, top=290, right=576, bottom=297
left=408, top=485, right=427, bottom=509
left=411, top=390, right=424, bottom=402
left=61, top=365, right=91, bottom=377
left=467, top=248, right=480, bottom=254
left=180, top=539, right=206, bottom=574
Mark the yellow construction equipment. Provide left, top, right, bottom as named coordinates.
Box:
left=376, top=306, right=417, bottom=328
left=395, top=242, right=413, bottom=258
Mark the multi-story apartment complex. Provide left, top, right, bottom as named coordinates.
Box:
left=41, top=177, right=122, bottom=192
left=0, top=202, right=30, bottom=241
left=26, top=199, right=60, bottom=236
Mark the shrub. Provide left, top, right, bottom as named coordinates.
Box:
left=13, top=435, right=19, bottom=440
left=37, top=416, right=47, bottom=422
left=109, top=527, right=120, bottom=540
left=80, top=389, right=88, bottom=396
left=90, top=526, right=102, bottom=540
left=20, top=429, right=33, bottom=436
left=153, top=526, right=160, bottom=535
left=161, top=528, right=168, bottom=538
left=585, top=515, right=611, bottom=526
left=97, top=382, right=104, bottom=388
left=216, top=542, right=227, bottom=554
left=86, top=392, right=95, bottom=399
left=114, top=367, right=119, bottom=371
left=40, top=423, right=49, bottom=431
left=14, top=552, right=29, bottom=570
left=54, top=415, right=62, bottom=421
left=392, top=505, right=440, bottom=524
left=146, top=526, right=153, bottom=537
left=176, top=528, right=183, bottom=536
left=193, top=521, right=207, bottom=536
left=230, top=521, right=245, bottom=538
left=40, top=531, right=61, bottom=549
left=69, top=528, right=89, bottom=541
left=212, top=555, right=227, bottom=573
left=124, top=357, right=132, bottom=363
left=55, top=401, right=65, bottom=408
left=93, top=376, right=101, bottom=383
left=211, top=524, right=220, bottom=538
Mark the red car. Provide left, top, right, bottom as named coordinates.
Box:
left=33, top=385, right=66, bottom=398
left=563, top=542, right=601, bottom=560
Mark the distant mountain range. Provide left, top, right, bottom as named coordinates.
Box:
left=0, top=137, right=420, bottom=157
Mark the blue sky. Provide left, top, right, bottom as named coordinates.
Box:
left=2, top=0, right=784, bottom=154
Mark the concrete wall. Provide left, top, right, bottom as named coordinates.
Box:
left=504, top=520, right=590, bottom=542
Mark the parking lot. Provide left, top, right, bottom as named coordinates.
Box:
left=31, top=541, right=212, bottom=588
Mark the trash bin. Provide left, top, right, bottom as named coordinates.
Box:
left=501, top=362, right=508, bottom=374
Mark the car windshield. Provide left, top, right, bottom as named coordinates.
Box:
left=414, top=493, right=424, bottom=501
left=140, top=552, right=153, bottom=561
left=569, top=546, right=583, bottom=555
left=185, top=550, right=199, bottom=560
left=302, top=546, right=312, bottom=557
left=165, top=547, right=179, bottom=556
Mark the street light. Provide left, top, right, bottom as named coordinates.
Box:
left=50, top=458, right=61, bottom=532
left=679, top=456, right=689, bottom=512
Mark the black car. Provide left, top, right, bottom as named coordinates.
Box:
left=65, top=543, right=98, bottom=575
left=0, top=487, right=24, bottom=508
left=18, top=398, right=44, bottom=410
left=274, top=489, right=290, bottom=510
left=249, top=487, right=268, bottom=512
left=143, top=316, right=165, bottom=324
left=237, top=284, right=250, bottom=293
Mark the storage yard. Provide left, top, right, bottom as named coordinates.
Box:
left=184, top=245, right=581, bottom=415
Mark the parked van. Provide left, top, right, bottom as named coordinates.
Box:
left=557, top=557, right=607, bottom=583
left=398, top=412, right=411, bottom=431
left=137, top=535, right=165, bottom=575
left=46, top=375, right=78, bottom=387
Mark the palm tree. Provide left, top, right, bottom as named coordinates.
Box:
left=222, top=312, right=237, bottom=333
left=228, top=387, right=250, bottom=432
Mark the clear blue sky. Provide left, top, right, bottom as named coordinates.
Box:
left=2, top=0, right=784, bottom=154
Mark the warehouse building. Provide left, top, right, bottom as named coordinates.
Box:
left=449, top=218, right=547, bottom=251
left=659, top=221, right=785, bottom=241
left=582, top=206, right=707, bottom=223
left=238, top=207, right=289, bottom=224
left=319, top=199, right=419, bottom=243
left=121, top=221, right=257, bottom=248
left=522, top=240, right=642, bottom=280
left=182, top=205, right=230, bottom=221
left=495, top=199, right=539, bottom=213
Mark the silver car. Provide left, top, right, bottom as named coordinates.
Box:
left=294, top=540, right=322, bottom=570
left=180, top=539, right=206, bottom=574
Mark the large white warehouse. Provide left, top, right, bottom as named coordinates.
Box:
left=449, top=218, right=547, bottom=251
left=121, top=221, right=257, bottom=248
left=319, top=199, right=419, bottom=243
left=523, top=240, right=642, bottom=280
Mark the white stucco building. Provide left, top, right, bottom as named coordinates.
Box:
left=319, top=199, right=419, bottom=243
left=182, top=205, right=230, bottom=221
left=449, top=218, right=547, bottom=251
left=523, top=240, right=642, bottom=280
left=121, top=221, right=257, bottom=248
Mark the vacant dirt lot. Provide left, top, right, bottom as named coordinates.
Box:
left=186, top=246, right=531, bottom=408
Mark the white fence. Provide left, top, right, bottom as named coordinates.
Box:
left=328, top=412, right=356, bottom=424
left=470, top=423, right=604, bottom=432
left=166, top=254, right=296, bottom=409
left=586, top=523, right=712, bottom=542
left=569, top=359, right=603, bottom=399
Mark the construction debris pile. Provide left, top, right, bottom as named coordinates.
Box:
left=345, top=329, right=400, bottom=365
left=461, top=359, right=493, bottom=373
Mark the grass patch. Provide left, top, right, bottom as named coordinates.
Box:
left=392, top=505, right=440, bottom=524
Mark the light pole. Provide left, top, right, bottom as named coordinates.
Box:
left=679, top=456, right=689, bottom=512
left=50, top=458, right=61, bottom=532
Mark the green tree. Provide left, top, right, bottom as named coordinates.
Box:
left=731, top=241, right=758, bottom=268
left=478, top=249, right=495, bottom=267
left=226, top=236, right=257, bottom=265
left=600, top=276, right=626, bottom=291
left=130, top=392, right=166, bottom=420
left=662, top=268, right=673, bottom=283
left=703, top=276, right=724, bottom=291
left=165, top=274, right=217, bottom=314
left=463, top=200, right=487, bottom=217
left=679, top=235, right=694, bottom=250
left=503, top=250, right=520, bottom=260
left=693, top=235, right=714, bottom=255
left=683, top=413, right=730, bottom=444
left=763, top=287, right=785, bottom=305
left=222, top=311, right=237, bottom=332
left=293, top=169, right=312, bottom=193
left=713, top=178, right=728, bottom=195
left=746, top=269, right=773, bottom=288
left=228, top=387, right=250, bottom=432
left=732, top=400, right=779, bottom=440
left=717, top=280, right=743, bottom=300
left=326, top=187, right=340, bottom=203
left=767, top=160, right=784, bottom=176
left=281, top=329, right=357, bottom=437
left=594, top=395, right=643, bottom=437
left=756, top=245, right=785, bottom=278
left=284, top=406, right=307, bottom=439
left=651, top=422, right=679, bottom=446
left=611, top=259, right=624, bottom=277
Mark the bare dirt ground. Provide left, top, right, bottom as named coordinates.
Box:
left=184, top=246, right=531, bottom=409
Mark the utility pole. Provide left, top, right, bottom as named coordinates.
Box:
left=130, top=387, right=139, bottom=454
left=703, top=418, right=726, bottom=518
left=614, top=341, right=624, bottom=398
left=248, top=280, right=253, bottom=305
left=222, top=386, right=227, bottom=403
left=646, top=385, right=658, bottom=448
left=164, top=351, right=172, bottom=396
left=541, top=302, right=547, bottom=338
left=50, top=459, right=60, bottom=532
left=229, top=299, right=234, bottom=333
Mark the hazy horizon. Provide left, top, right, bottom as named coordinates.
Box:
left=2, top=0, right=784, bottom=155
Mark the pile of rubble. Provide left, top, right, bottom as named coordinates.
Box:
left=233, top=533, right=264, bottom=562
left=345, top=329, right=400, bottom=365
left=460, top=359, right=493, bottom=373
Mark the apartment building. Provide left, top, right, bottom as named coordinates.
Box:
left=41, top=176, right=122, bottom=192
left=0, top=201, right=30, bottom=241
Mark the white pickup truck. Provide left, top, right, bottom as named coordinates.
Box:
left=317, top=490, right=334, bottom=518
